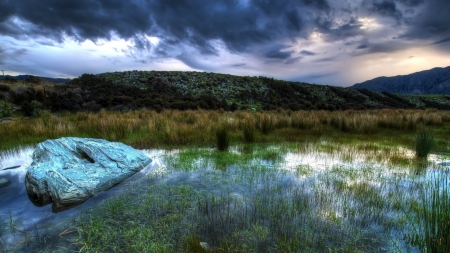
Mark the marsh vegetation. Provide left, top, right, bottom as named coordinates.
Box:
left=1, top=109, right=450, bottom=252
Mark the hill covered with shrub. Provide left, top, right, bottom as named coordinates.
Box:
left=2, top=70, right=450, bottom=117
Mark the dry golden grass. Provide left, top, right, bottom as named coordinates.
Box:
left=1, top=109, right=449, bottom=150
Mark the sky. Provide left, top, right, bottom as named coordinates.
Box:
left=0, top=0, right=449, bottom=87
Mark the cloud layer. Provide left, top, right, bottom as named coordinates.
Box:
left=0, top=0, right=449, bottom=86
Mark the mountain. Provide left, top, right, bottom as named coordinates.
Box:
left=0, top=75, right=71, bottom=84
left=349, top=66, right=450, bottom=94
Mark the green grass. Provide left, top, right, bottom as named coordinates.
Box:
left=406, top=169, right=450, bottom=252
left=415, top=129, right=435, bottom=158
left=2, top=109, right=450, bottom=252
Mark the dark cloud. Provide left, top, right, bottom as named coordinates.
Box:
left=0, top=0, right=337, bottom=57
left=0, top=0, right=153, bottom=43
left=352, top=41, right=407, bottom=55
left=314, top=15, right=365, bottom=42
left=399, top=0, right=450, bottom=47
left=175, top=52, right=213, bottom=71
left=397, top=0, right=424, bottom=7
left=263, top=44, right=294, bottom=59
left=0, top=0, right=448, bottom=69
left=300, top=50, right=315, bottom=56
left=431, top=37, right=450, bottom=45
left=285, top=56, right=302, bottom=64
left=370, top=0, right=403, bottom=23
left=0, top=46, right=28, bottom=64
left=356, top=44, right=369, bottom=49
left=314, top=56, right=338, bottom=62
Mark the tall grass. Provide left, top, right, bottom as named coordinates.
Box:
left=415, top=129, right=435, bottom=158
left=1, top=109, right=449, bottom=150
left=422, top=173, right=450, bottom=253
left=215, top=127, right=230, bottom=151
left=407, top=170, right=450, bottom=252
left=240, top=121, right=255, bottom=143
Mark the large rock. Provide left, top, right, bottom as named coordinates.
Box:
left=25, top=137, right=151, bottom=212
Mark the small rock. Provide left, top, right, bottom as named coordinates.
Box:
left=200, top=242, right=210, bottom=250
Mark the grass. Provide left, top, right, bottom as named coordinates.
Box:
left=1, top=109, right=450, bottom=152
left=415, top=129, right=435, bottom=158
left=406, top=169, right=450, bottom=252
left=2, top=109, right=450, bottom=252
left=215, top=127, right=230, bottom=151
left=68, top=140, right=434, bottom=252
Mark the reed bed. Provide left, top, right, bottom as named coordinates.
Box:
left=1, top=109, right=450, bottom=151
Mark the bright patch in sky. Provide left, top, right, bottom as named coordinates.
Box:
left=358, top=18, right=379, bottom=30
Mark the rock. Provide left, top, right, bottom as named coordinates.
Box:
left=25, top=137, right=151, bottom=212
left=0, top=117, right=14, bottom=123
left=0, top=178, right=12, bottom=188
left=438, top=162, right=450, bottom=166
left=200, top=242, right=210, bottom=251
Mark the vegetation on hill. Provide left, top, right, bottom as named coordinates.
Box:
left=2, top=71, right=450, bottom=118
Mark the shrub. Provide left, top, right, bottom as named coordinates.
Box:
left=216, top=127, right=230, bottom=151
left=0, top=84, right=10, bottom=92
left=20, top=101, right=34, bottom=117
left=415, top=129, right=434, bottom=158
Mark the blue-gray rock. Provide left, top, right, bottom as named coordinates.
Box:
left=25, top=137, right=151, bottom=212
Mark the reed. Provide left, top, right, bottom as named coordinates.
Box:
left=415, top=129, right=434, bottom=158
left=1, top=109, right=450, bottom=152
left=215, top=126, right=230, bottom=151
left=240, top=120, right=255, bottom=143
left=421, top=172, right=450, bottom=253
left=407, top=170, right=450, bottom=252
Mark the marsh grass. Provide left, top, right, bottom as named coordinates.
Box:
left=1, top=109, right=449, bottom=152
left=406, top=169, right=450, bottom=252
left=69, top=141, right=434, bottom=252
left=215, top=127, right=230, bottom=151
left=240, top=121, right=255, bottom=143
left=415, top=129, right=435, bottom=158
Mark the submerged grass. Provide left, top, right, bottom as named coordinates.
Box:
left=406, top=169, right=450, bottom=253
left=71, top=140, right=440, bottom=252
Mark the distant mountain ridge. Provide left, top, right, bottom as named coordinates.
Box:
left=349, top=66, right=450, bottom=94
left=0, top=74, right=71, bottom=84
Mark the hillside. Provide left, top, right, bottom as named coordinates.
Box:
left=2, top=70, right=450, bottom=117
left=0, top=75, right=71, bottom=84
left=349, top=66, right=450, bottom=94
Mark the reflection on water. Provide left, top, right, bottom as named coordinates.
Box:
left=0, top=148, right=167, bottom=251
left=0, top=144, right=449, bottom=251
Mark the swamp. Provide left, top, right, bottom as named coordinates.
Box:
left=1, top=109, right=450, bottom=252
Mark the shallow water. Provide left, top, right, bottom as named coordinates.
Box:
left=0, top=148, right=167, bottom=251
left=0, top=144, right=449, bottom=252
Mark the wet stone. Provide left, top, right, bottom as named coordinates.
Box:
left=25, top=137, right=152, bottom=212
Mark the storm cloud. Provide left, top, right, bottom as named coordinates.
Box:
left=0, top=0, right=449, bottom=86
